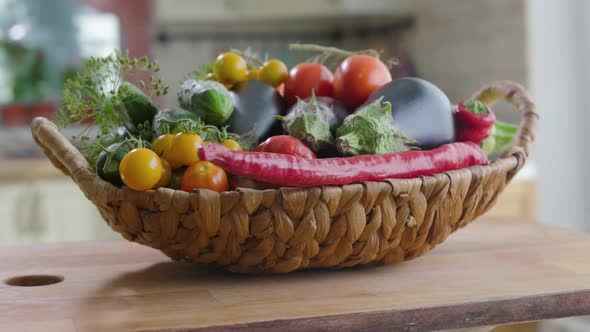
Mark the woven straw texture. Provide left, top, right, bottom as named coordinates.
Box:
left=31, top=81, right=537, bottom=273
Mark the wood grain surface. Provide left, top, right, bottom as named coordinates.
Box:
left=1, top=218, right=590, bottom=332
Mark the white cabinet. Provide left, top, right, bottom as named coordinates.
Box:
left=0, top=183, right=25, bottom=243
left=238, top=0, right=344, bottom=20
left=154, top=0, right=241, bottom=23
left=153, top=0, right=412, bottom=24
left=0, top=178, right=119, bottom=245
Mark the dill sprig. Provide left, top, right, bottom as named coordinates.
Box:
left=54, top=50, right=168, bottom=166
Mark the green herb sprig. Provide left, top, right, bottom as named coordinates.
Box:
left=54, top=50, right=168, bottom=166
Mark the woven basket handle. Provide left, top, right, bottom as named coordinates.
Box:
left=471, top=81, right=538, bottom=171
left=31, top=117, right=92, bottom=180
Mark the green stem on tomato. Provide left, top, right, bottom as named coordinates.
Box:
left=231, top=48, right=265, bottom=68
left=288, top=43, right=381, bottom=59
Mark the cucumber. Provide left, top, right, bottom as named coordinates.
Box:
left=153, top=108, right=201, bottom=136
left=178, top=79, right=234, bottom=126
left=96, top=141, right=133, bottom=187
left=120, top=81, right=159, bottom=127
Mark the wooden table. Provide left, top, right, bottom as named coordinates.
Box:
left=1, top=218, right=590, bottom=332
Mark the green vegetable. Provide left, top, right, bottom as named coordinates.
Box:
left=54, top=50, right=167, bottom=167
left=153, top=108, right=201, bottom=136
left=153, top=108, right=240, bottom=144
left=335, top=98, right=415, bottom=156
left=96, top=141, right=133, bottom=187
left=279, top=95, right=333, bottom=152
left=178, top=79, right=234, bottom=126
left=120, top=81, right=159, bottom=128
left=480, top=120, right=519, bottom=155
left=462, top=99, right=489, bottom=115
left=168, top=168, right=186, bottom=190
left=75, top=127, right=127, bottom=171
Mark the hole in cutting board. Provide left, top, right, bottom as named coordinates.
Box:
left=4, top=275, right=64, bottom=287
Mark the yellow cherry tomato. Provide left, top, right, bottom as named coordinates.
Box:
left=153, top=159, right=172, bottom=189
left=222, top=139, right=243, bottom=151
left=259, top=59, right=288, bottom=87
left=119, top=148, right=162, bottom=191
left=247, top=68, right=260, bottom=80
left=153, top=134, right=174, bottom=160
left=166, top=132, right=204, bottom=169
left=214, top=52, right=247, bottom=84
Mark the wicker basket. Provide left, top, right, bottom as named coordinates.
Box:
left=31, top=81, right=537, bottom=273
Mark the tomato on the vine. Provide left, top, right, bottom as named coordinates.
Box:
left=214, top=52, right=247, bottom=84
left=153, top=158, right=172, bottom=189
left=259, top=59, right=288, bottom=87
left=333, top=54, right=392, bottom=108
left=166, top=133, right=204, bottom=169
left=283, top=63, right=333, bottom=105
left=153, top=134, right=174, bottom=160
left=247, top=68, right=260, bottom=80
left=276, top=83, right=285, bottom=97
left=222, top=139, right=242, bottom=151
left=119, top=148, right=162, bottom=191
left=181, top=161, right=229, bottom=193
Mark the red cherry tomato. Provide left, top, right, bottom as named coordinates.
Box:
left=283, top=63, right=333, bottom=105
left=255, top=135, right=316, bottom=159
left=181, top=161, right=229, bottom=193
left=276, top=83, right=285, bottom=97
left=333, top=54, right=392, bottom=108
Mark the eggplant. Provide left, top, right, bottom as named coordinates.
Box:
left=280, top=96, right=334, bottom=152
left=227, top=79, right=287, bottom=142
left=365, top=77, right=454, bottom=149
left=311, top=96, right=350, bottom=133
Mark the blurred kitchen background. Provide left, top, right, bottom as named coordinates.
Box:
left=0, top=1, right=586, bottom=252
left=0, top=0, right=571, bottom=240
left=1, top=0, right=587, bottom=330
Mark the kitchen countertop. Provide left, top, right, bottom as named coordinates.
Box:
left=0, top=158, right=64, bottom=181
left=1, top=218, right=589, bottom=332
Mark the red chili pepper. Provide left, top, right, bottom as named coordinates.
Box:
left=199, top=142, right=488, bottom=187
left=454, top=99, right=496, bottom=144
left=255, top=135, right=316, bottom=159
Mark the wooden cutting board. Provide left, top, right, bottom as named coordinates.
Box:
left=1, top=218, right=590, bottom=332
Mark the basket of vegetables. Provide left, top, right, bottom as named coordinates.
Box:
left=31, top=45, right=537, bottom=273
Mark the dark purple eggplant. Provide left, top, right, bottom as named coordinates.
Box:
left=227, top=79, right=287, bottom=142
left=311, top=96, right=350, bottom=133
left=365, top=77, right=454, bottom=149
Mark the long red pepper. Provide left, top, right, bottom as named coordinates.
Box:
left=454, top=99, right=496, bottom=144
left=199, top=142, right=488, bottom=187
